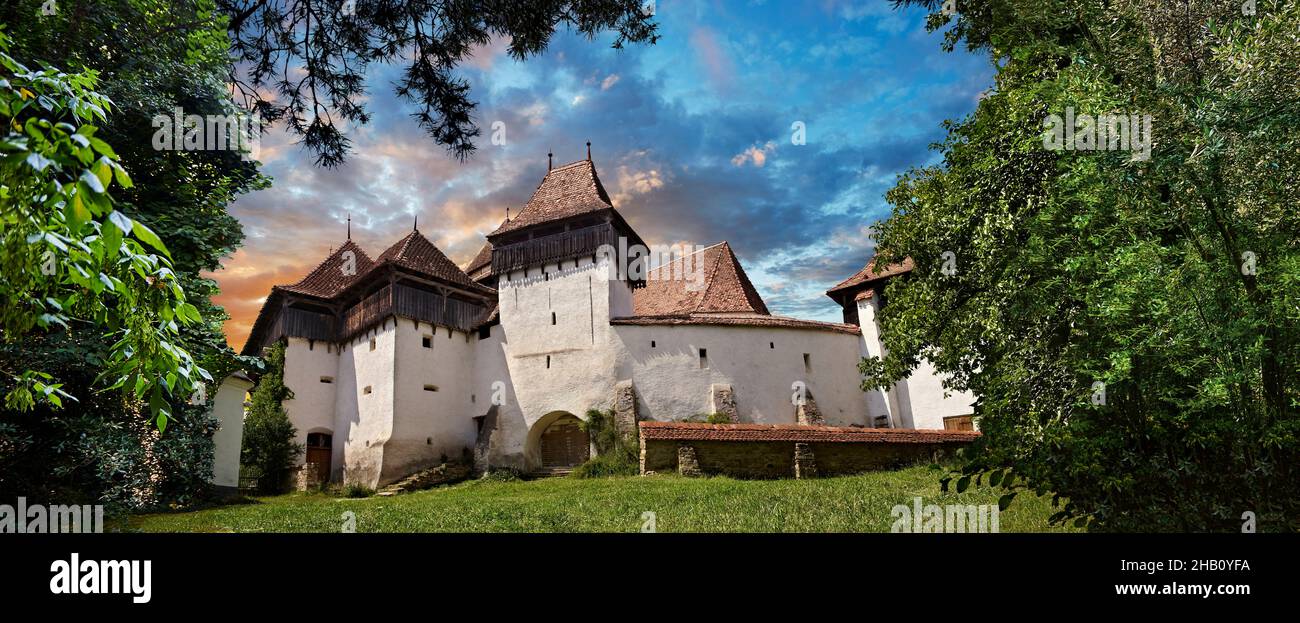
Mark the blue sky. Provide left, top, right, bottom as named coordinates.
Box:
left=213, top=0, right=991, bottom=347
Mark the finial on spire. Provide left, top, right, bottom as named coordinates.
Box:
left=346, top=213, right=351, bottom=240
left=587, top=140, right=591, bottom=161
left=548, top=150, right=553, bottom=171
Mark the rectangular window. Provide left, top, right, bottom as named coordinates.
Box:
left=803, top=353, right=812, bottom=374
left=369, top=338, right=377, bottom=351
left=320, top=376, right=334, bottom=384
left=699, top=348, right=709, bottom=369
left=422, top=335, right=432, bottom=348
left=546, top=355, right=551, bottom=369
left=651, top=340, right=656, bottom=348
left=423, top=384, right=439, bottom=392
left=551, top=312, right=557, bottom=325
left=363, top=385, right=373, bottom=395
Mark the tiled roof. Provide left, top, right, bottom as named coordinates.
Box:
left=279, top=239, right=374, bottom=299
left=464, top=239, right=493, bottom=281
left=611, top=313, right=860, bottom=335
left=632, top=242, right=770, bottom=316
left=370, top=229, right=487, bottom=292
left=827, top=255, right=914, bottom=295
left=242, top=231, right=494, bottom=356
left=489, top=160, right=613, bottom=236
left=639, top=421, right=979, bottom=444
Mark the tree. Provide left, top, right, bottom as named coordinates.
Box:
left=867, top=1, right=1300, bottom=530
left=0, top=29, right=205, bottom=429
left=241, top=342, right=302, bottom=493
left=218, top=0, right=658, bottom=165
left=0, top=1, right=267, bottom=509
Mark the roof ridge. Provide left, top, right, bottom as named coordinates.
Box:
left=691, top=245, right=727, bottom=314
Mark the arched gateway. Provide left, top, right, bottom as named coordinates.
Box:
left=536, top=413, right=590, bottom=469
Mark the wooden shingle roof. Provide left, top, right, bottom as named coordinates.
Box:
left=632, top=242, right=770, bottom=316
left=489, top=160, right=613, bottom=236
left=370, top=229, right=488, bottom=293
left=826, top=255, right=914, bottom=295
left=279, top=239, right=374, bottom=299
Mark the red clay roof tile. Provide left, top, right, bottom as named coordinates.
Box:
left=827, top=255, right=914, bottom=295
left=489, top=160, right=612, bottom=236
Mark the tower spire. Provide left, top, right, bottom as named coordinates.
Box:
left=414, top=214, right=418, bottom=232
left=587, top=140, right=591, bottom=161
left=346, top=213, right=351, bottom=240
left=548, top=150, right=553, bottom=171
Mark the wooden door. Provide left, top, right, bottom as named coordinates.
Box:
left=305, top=432, right=332, bottom=480
left=540, top=416, right=590, bottom=468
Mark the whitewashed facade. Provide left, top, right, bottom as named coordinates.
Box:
left=237, top=159, right=975, bottom=487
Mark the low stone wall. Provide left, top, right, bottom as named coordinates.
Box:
left=639, top=422, right=979, bottom=479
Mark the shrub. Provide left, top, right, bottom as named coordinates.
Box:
left=684, top=412, right=732, bottom=424
left=341, top=483, right=374, bottom=498
left=480, top=468, right=522, bottom=482
left=572, top=409, right=638, bottom=478
left=240, top=343, right=302, bottom=494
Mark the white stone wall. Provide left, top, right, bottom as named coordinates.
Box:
left=282, top=337, right=339, bottom=443
left=614, top=324, right=870, bottom=426
left=266, top=257, right=977, bottom=484
left=387, top=318, right=477, bottom=482
left=471, top=322, right=527, bottom=470
left=211, top=375, right=252, bottom=490
left=856, top=296, right=975, bottom=429
left=336, top=322, right=397, bottom=487
left=494, top=256, right=628, bottom=468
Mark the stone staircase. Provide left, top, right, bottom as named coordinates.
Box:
left=529, top=467, right=574, bottom=478
left=376, top=461, right=473, bottom=496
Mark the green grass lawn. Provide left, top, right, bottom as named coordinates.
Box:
left=129, top=465, right=1077, bottom=533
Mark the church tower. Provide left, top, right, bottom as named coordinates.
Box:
left=472, top=154, right=645, bottom=469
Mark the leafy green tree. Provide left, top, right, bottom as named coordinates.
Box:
left=241, top=342, right=302, bottom=493
left=0, top=30, right=205, bottom=428
left=868, top=1, right=1299, bottom=531
left=0, top=1, right=265, bottom=509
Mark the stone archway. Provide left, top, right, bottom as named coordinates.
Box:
left=527, top=412, right=590, bottom=470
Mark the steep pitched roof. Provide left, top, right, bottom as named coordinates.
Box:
left=369, top=229, right=488, bottom=293
left=279, top=239, right=374, bottom=299
left=489, top=159, right=613, bottom=236
left=464, top=239, right=494, bottom=281
left=632, top=242, right=770, bottom=316
left=827, top=255, right=914, bottom=295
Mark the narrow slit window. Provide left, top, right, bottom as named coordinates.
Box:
left=320, top=376, right=334, bottom=384
left=551, top=311, right=557, bottom=325
left=699, top=348, right=709, bottom=369
left=803, top=353, right=811, bottom=373
left=369, top=338, right=377, bottom=351
left=546, top=355, right=551, bottom=369
left=423, top=384, right=439, bottom=392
